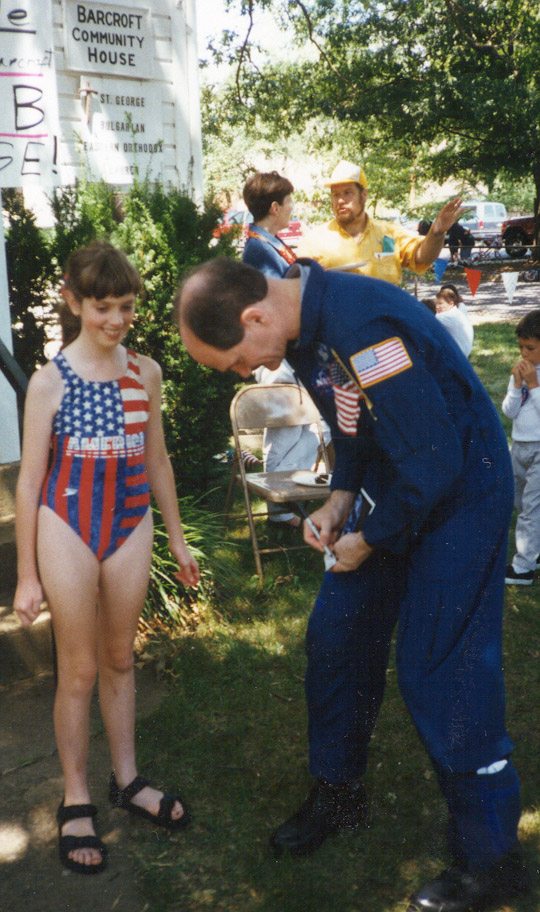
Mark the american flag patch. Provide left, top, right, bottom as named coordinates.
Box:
left=329, top=360, right=361, bottom=436
left=350, top=337, right=412, bottom=388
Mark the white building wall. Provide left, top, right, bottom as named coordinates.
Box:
left=52, top=0, right=203, bottom=196
left=1, top=0, right=203, bottom=464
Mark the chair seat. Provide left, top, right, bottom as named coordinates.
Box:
left=225, top=382, right=332, bottom=581
left=242, top=471, right=331, bottom=503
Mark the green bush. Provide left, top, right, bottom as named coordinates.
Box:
left=2, top=189, right=49, bottom=376
left=49, top=179, right=119, bottom=266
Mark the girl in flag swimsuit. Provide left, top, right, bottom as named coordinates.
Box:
left=13, top=241, right=199, bottom=875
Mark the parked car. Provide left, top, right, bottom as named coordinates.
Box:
left=212, top=207, right=250, bottom=239
left=501, top=214, right=535, bottom=258
left=460, top=200, right=508, bottom=243
left=213, top=206, right=303, bottom=245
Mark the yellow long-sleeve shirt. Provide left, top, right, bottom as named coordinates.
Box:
left=296, top=214, right=429, bottom=285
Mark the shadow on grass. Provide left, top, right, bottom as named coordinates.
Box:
left=130, top=584, right=539, bottom=912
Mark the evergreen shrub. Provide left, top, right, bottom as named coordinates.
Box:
left=2, top=189, right=49, bottom=376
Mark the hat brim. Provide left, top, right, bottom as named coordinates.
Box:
left=324, top=178, right=367, bottom=189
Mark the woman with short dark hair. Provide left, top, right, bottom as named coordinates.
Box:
left=242, top=171, right=296, bottom=277
left=241, top=172, right=330, bottom=527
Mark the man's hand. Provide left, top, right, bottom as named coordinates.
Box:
left=303, top=490, right=355, bottom=551
left=331, top=531, right=373, bottom=573
left=430, top=197, right=466, bottom=238
left=415, top=197, right=466, bottom=266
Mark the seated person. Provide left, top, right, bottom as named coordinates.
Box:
left=435, top=287, right=474, bottom=357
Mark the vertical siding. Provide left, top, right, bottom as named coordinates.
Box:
left=51, top=0, right=202, bottom=195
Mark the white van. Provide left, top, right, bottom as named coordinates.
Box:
left=460, top=201, right=508, bottom=243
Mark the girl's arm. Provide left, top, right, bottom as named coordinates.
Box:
left=140, top=356, right=200, bottom=588
left=13, top=365, right=62, bottom=625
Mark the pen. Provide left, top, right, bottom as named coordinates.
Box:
left=295, top=502, right=337, bottom=570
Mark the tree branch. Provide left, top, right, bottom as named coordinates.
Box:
left=235, top=0, right=255, bottom=104
left=441, top=0, right=507, bottom=59
left=290, top=0, right=349, bottom=86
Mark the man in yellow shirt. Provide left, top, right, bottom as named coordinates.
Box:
left=296, top=160, right=464, bottom=284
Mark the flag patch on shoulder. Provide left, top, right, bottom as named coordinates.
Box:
left=350, top=337, right=412, bottom=388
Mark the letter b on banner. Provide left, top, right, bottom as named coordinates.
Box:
left=13, top=85, right=45, bottom=131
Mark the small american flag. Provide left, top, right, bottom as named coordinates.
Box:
left=351, top=337, right=412, bottom=389
left=329, top=360, right=360, bottom=436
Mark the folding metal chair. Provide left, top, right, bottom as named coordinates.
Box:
left=224, top=383, right=332, bottom=581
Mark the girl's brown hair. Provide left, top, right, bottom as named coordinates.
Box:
left=60, top=240, right=143, bottom=346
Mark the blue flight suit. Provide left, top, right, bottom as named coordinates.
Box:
left=285, top=260, right=520, bottom=868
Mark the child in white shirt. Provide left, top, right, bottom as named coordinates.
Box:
left=502, top=310, right=540, bottom=584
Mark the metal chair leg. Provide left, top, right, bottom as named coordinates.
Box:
left=223, top=453, right=239, bottom=529
left=241, top=481, right=264, bottom=582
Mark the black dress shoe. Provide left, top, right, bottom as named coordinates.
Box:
left=269, top=779, right=367, bottom=858
left=406, top=845, right=529, bottom=912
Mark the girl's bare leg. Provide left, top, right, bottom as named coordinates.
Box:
left=37, top=507, right=103, bottom=868
left=98, top=509, right=184, bottom=820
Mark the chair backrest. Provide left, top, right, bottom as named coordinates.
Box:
left=231, top=383, right=322, bottom=432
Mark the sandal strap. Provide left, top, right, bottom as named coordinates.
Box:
left=157, top=793, right=179, bottom=823
left=60, top=834, right=106, bottom=854
left=57, top=802, right=98, bottom=824
left=111, top=773, right=151, bottom=804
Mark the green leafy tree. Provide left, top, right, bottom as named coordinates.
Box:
left=207, top=0, right=540, bottom=242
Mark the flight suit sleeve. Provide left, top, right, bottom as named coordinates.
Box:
left=337, top=325, right=465, bottom=553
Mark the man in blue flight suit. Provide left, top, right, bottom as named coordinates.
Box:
left=176, top=257, right=529, bottom=912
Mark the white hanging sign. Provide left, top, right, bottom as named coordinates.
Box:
left=0, top=0, right=60, bottom=187
left=63, top=1, right=153, bottom=79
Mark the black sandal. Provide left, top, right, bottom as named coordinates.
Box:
left=108, top=772, right=191, bottom=830
left=57, top=802, right=108, bottom=874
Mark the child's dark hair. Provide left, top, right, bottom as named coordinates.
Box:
left=421, top=296, right=437, bottom=314
left=436, top=288, right=458, bottom=307
left=516, top=310, right=540, bottom=341
left=60, top=240, right=143, bottom=346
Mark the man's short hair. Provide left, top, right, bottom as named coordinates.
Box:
left=175, top=257, right=268, bottom=349
left=243, top=171, right=294, bottom=222
left=516, top=309, right=540, bottom=340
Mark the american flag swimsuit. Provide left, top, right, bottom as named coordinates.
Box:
left=40, top=349, right=151, bottom=561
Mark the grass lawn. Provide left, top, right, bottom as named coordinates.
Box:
left=131, top=322, right=540, bottom=911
